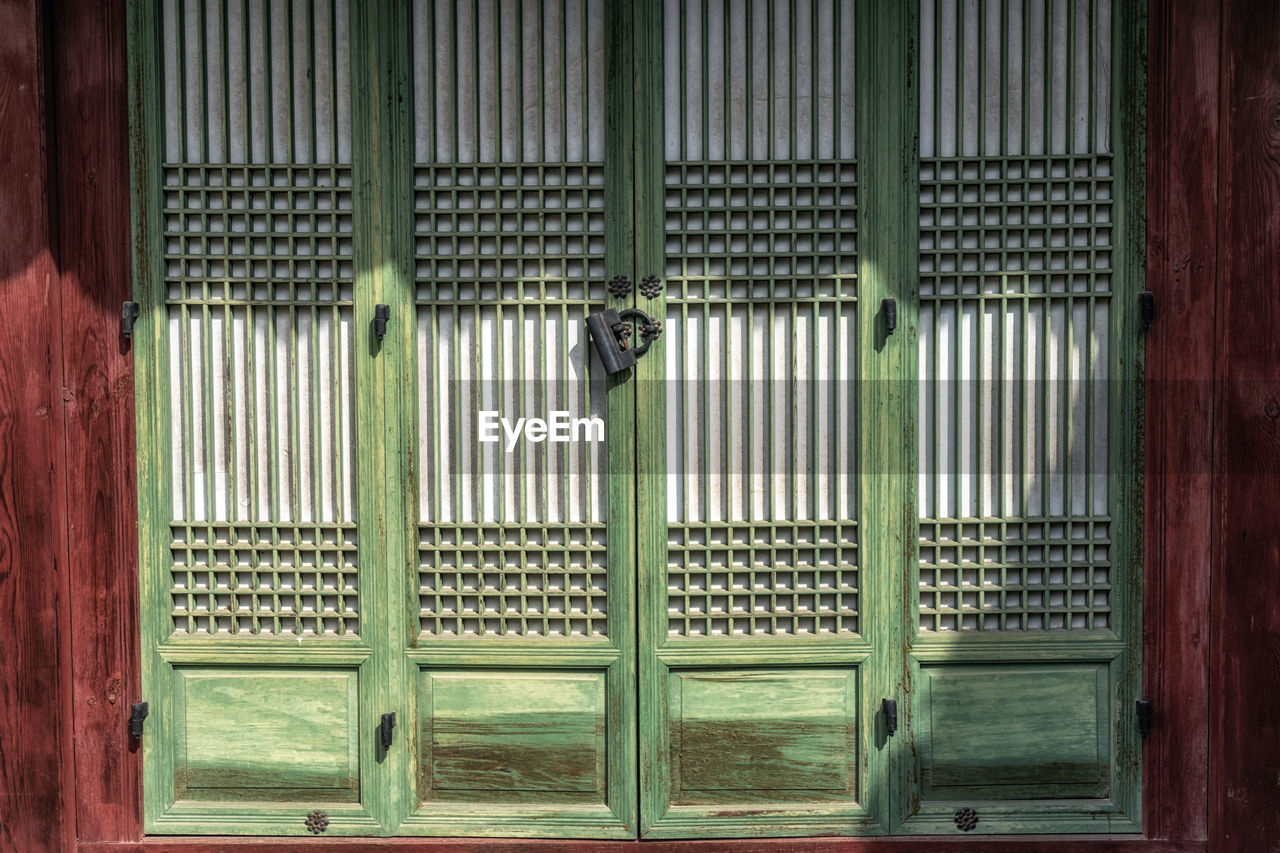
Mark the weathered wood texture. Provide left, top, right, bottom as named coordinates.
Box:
left=0, top=0, right=1268, bottom=850
left=1209, top=1, right=1280, bottom=852
left=1142, top=0, right=1218, bottom=842
left=0, top=1, right=71, bottom=851
left=48, top=0, right=142, bottom=842
left=78, top=840, right=1207, bottom=853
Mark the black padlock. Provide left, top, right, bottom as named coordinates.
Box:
left=586, top=308, right=639, bottom=375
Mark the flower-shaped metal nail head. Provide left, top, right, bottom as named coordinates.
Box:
left=608, top=274, right=632, bottom=298
left=305, top=809, right=329, bottom=834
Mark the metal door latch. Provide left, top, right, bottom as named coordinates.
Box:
left=882, top=698, right=898, bottom=737
left=380, top=712, right=396, bottom=750
left=586, top=307, right=662, bottom=375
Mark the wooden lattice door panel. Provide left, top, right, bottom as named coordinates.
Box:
left=637, top=0, right=891, bottom=837
left=133, top=0, right=382, bottom=834
left=130, top=0, right=1147, bottom=840
left=399, top=0, right=635, bottom=836
left=157, top=0, right=357, bottom=638
left=901, top=0, right=1143, bottom=834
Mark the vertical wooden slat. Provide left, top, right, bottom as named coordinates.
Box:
left=48, top=0, right=143, bottom=840
left=1141, top=0, right=1215, bottom=841
left=1210, top=0, right=1280, bottom=849
left=0, top=1, right=71, bottom=849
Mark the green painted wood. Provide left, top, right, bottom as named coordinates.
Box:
left=401, top=661, right=631, bottom=838
left=394, top=0, right=636, bottom=837
left=420, top=672, right=607, bottom=798
left=132, top=0, right=387, bottom=835
left=602, top=0, right=641, bottom=839
left=173, top=670, right=360, bottom=801
left=667, top=670, right=857, bottom=801
left=639, top=0, right=887, bottom=838
left=917, top=665, right=1109, bottom=799
left=855, top=0, right=916, bottom=839
left=1108, top=0, right=1149, bottom=829
left=633, top=0, right=668, bottom=837
left=352, top=0, right=413, bottom=835
left=360, top=0, right=420, bottom=834
left=127, top=0, right=1146, bottom=840
left=127, top=0, right=177, bottom=831
left=897, top=0, right=1147, bottom=836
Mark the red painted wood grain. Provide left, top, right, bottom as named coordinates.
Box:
left=1209, top=1, right=1280, bottom=851
left=0, top=1, right=72, bottom=850
left=1142, top=0, right=1218, bottom=842
left=48, top=0, right=142, bottom=842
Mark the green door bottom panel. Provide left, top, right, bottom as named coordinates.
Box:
left=895, top=661, right=1141, bottom=835
left=641, top=665, right=888, bottom=839
left=146, top=666, right=382, bottom=836
left=400, top=666, right=636, bottom=838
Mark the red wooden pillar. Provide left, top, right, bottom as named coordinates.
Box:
left=0, top=1, right=73, bottom=850
left=1209, top=1, right=1280, bottom=850
left=48, top=0, right=142, bottom=842
left=1143, top=0, right=1218, bottom=842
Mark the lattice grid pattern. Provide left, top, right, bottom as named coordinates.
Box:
left=414, top=163, right=609, bottom=634
left=413, top=164, right=605, bottom=303
left=917, top=0, right=1117, bottom=635
left=663, top=161, right=859, bottom=637
left=411, top=2, right=612, bottom=644
left=158, top=0, right=361, bottom=640
left=163, top=164, right=357, bottom=527
left=918, top=517, right=1111, bottom=631
left=665, top=162, right=858, bottom=300
left=419, top=525, right=608, bottom=637
left=662, top=0, right=860, bottom=641
left=917, top=157, right=1113, bottom=632
left=164, top=165, right=355, bottom=295
left=919, top=157, right=1113, bottom=297
left=667, top=523, right=859, bottom=636
left=170, top=523, right=359, bottom=636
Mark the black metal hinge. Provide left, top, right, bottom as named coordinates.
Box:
left=380, top=712, right=396, bottom=750
left=881, top=297, right=898, bottom=335
left=1136, top=699, right=1152, bottom=737
left=882, top=698, right=898, bottom=737
left=121, top=301, right=140, bottom=338
left=373, top=304, right=391, bottom=341
left=1139, top=291, right=1155, bottom=330
left=129, top=701, right=149, bottom=739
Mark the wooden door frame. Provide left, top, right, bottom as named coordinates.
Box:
left=5, top=0, right=1224, bottom=848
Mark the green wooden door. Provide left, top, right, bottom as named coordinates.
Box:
left=131, top=0, right=638, bottom=836
left=131, top=0, right=1143, bottom=839
left=897, top=0, right=1145, bottom=834
left=392, top=0, right=638, bottom=836
left=130, top=0, right=387, bottom=834
left=633, top=0, right=892, bottom=836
